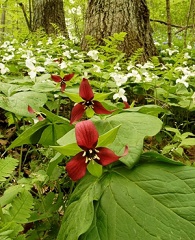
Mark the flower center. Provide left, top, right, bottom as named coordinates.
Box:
left=83, top=149, right=100, bottom=163
left=83, top=100, right=94, bottom=109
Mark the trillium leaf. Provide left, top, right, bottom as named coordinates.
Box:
left=58, top=162, right=195, bottom=240
left=57, top=178, right=102, bottom=240
left=87, top=161, right=102, bottom=178
left=93, top=112, right=162, bottom=167
left=65, top=92, right=82, bottom=102
left=0, top=91, right=47, bottom=117
left=7, top=120, right=48, bottom=149
left=93, top=92, right=111, bottom=101
left=97, top=124, right=121, bottom=147
left=51, top=143, right=81, bottom=156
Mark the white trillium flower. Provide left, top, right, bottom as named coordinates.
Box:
left=0, top=63, right=9, bottom=74
left=87, top=50, right=99, bottom=61
left=92, top=64, right=101, bottom=72
left=110, top=72, right=128, bottom=86
left=25, top=59, right=45, bottom=79
left=127, top=70, right=142, bottom=83
left=176, top=75, right=189, bottom=88
left=113, top=88, right=127, bottom=102
left=63, top=50, right=71, bottom=59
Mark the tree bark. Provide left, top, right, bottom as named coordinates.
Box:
left=1, top=0, right=8, bottom=39
left=32, top=0, right=69, bottom=37
left=166, top=0, right=172, bottom=47
left=81, top=0, right=157, bottom=62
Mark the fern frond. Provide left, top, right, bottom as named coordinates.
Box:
left=4, top=189, right=33, bottom=224
left=0, top=185, right=30, bottom=207
left=0, top=157, right=18, bottom=182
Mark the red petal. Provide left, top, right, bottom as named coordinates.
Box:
left=96, top=147, right=119, bottom=166
left=70, top=103, right=85, bottom=124
left=63, top=73, right=74, bottom=81
left=66, top=152, right=87, bottom=181
left=37, top=115, right=45, bottom=121
left=79, top=78, right=94, bottom=101
left=28, top=105, right=35, bottom=114
left=75, top=120, right=99, bottom=150
left=51, top=74, right=62, bottom=83
left=123, top=101, right=130, bottom=109
left=61, top=82, right=66, bottom=92
left=93, top=101, right=113, bottom=114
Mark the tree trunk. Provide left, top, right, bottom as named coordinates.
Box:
left=166, top=0, right=172, bottom=47
left=1, top=0, right=8, bottom=39
left=82, top=0, right=157, bottom=62
left=32, top=0, right=69, bottom=37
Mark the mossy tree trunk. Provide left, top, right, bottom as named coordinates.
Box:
left=82, top=0, right=157, bottom=62
left=32, top=0, right=69, bottom=37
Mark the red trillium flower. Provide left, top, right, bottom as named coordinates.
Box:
left=28, top=105, right=45, bottom=121
left=70, top=78, right=113, bottom=124
left=66, top=120, right=128, bottom=181
left=51, top=73, right=74, bottom=92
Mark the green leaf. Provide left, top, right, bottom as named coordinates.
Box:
left=180, top=138, right=195, bottom=147
left=60, top=163, right=195, bottom=240
left=51, top=143, right=81, bottom=156
left=4, top=189, right=33, bottom=224
left=94, top=112, right=162, bottom=167
left=7, top=120, right=48, bottom=149
left=94, top=92, right=111, bottom=101
left=140, top=151, right=184, bottom=165
left=65, top=92, right=82, bottom=102
left=57, top=128, right=76, bottom=146
left=87, top=161, right=102, bottom=178
left=57, top=179, right=102, bottom=240
left=46, top=153, right=64, bottom=178
left=0, top=157, right=18, bottom=182
left=0, top=91, right=47, bottom=117
left=97, top=124, right=121, bottom=147
left=0, top=185, right=30, bottom=207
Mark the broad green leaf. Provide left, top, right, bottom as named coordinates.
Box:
left=57, top=128, right=76, bottom=146
left=57, top=179, right=102, bottom=240
left=126, top=104, right=170, bottom=116
left=97, top=124, right=121, bottom=147
left=94, top=92, right=111, bottom=101
left=60, top=162, right=195, bottom=240
left=38, top=123, right=70, bottom=146
left=180, top=138, right=195, bottom=147
left=51, top=143, right=81, bottom=156
left=65, top=92, right=82, bottom=102
left=47, top=153, right=64, bottom=178
left=87, top=161, right=102, bottom=178
left=7, top=120, right=48, bottom=149
left=93, top=112, right=162, bottom=167
left=40, top=107, right=72, bottom=125
left=4, top=189, right=33, bottom=224
left=0, top=91, right=47, bottom=117
left=0, top=157, right=18, bottom=182
left=140, top=151, right=184, bottom=165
